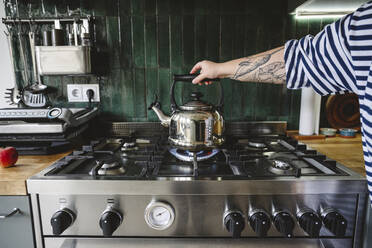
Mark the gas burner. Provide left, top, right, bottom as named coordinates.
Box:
left=89, top=160, right=126, bottom=176
left=169, top=148, right=219, bottom=162
left=268, top=159, right=293, bottom=175
left=248, top=140, right=267, bottom=148
left=121, top=142, right=138, bottom=151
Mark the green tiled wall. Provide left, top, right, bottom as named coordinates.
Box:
left=3, top=0, right=337, bottom=129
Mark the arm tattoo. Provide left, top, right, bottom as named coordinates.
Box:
left=256, top=62, right=286, bottom=82
left=232, top=47, right=285, bottom=83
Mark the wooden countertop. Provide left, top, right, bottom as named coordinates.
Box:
left=0, top=134, right=366, bottom=196
left=0, top=151, right=70, bottom=195
left=301, top=134, right=365, bottom=176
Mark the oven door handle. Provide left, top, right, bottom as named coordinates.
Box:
left=0, top=208, right=20, bottom=219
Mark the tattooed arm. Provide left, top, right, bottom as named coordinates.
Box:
left=190, top=46, right=285, bottom=85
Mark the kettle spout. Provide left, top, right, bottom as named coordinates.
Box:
left=148, top=95, right=171, bottom=127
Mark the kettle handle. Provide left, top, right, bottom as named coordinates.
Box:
left=171, top=74, right=223, bottom=112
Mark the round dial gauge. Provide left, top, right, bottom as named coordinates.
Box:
left=145, top=202, right=175, bottom=230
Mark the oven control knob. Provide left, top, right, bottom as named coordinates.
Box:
left=249, top=211, right=271, bottom=237
left=51, top=208, right=76, bottom=235
left=297, top=210, right=322, bottom=237
left=224, top=212, right=245, bottom=238
left=99, top=208, right=123, bottom=237
left=273, top=212, right=295, bottom=238
left=321, top=209, right=347, bottom=237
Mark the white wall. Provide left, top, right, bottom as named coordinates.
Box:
left=0, top=1, right=16, bottom=108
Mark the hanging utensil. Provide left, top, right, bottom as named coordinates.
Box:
left=4, top=29, right=21, bottom=105
left=17, top=23, right=30, bottom=85
left=27, top=22, right=47, bottom=93
left=21, top=90, right=47, bottom=108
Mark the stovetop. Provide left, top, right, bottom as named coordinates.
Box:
left=44, top=134, right=347, bottom=180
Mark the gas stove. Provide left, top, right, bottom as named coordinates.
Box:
left=27, top=122, right=367, bottom=248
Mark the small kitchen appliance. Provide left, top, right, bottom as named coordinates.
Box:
left=0, top=107, right=98, bottom=154
left=27, top=121, right=367, bottom=248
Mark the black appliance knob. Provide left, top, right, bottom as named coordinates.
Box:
left=99, top=208, right=123, bottom=237
left=273, top=212, right=295, bottom=238
left=51, top=208, right=76, bottom=235
left=298, top=211, right=322, bottom=237
left=224, top=212, right=245, bottom=238
left=322, top=210, right=347, bottom=237
left=249, top=211, right=271, bottom=237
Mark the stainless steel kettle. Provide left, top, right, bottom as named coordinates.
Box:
left=149, top=74, right=224, bottom=151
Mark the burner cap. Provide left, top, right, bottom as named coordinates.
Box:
left=89, top=160, right=126, bottom=176
left=268, top=159, right=293, bottom=175
left=271, top=160, right=291, bottom=170
left=121, top=142, right=138, bottom=151
left=169, top=148, right=219, bottom=162
left=248, top=140, right=267, bottom=148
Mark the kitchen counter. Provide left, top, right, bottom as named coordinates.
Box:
left=0, top=151, right=70, bottom=195
left=301, top=134, right=365, bottom=176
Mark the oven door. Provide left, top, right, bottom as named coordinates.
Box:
left=44, top=238, right=351, bottom=248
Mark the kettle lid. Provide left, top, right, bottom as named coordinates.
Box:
left=179, top=92, right=213, bottom=111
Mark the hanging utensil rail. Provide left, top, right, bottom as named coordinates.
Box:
left=2, top=16, right=93, bottom=25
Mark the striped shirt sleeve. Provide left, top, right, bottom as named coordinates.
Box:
left=284, top=15, right=358, bottom=96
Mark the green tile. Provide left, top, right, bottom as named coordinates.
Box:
left=106, top=16, right=120, bottom=69
left=170, top=15, right=183, bottom=68
left=80, top=0, right=93, bottom=16
left=121, top=69, right=135, bottom=119
left=92, top=0, right=106, bottom=16
left=119, top=15, right=133, bottom=68
left=232, top=15, right=245, bottom=60
left=169, top=0, right=181, bottom=15
left=134, top=68, right=147, bottom=118
left=205, top=0, right=220, bottom=15
left=194, top=15, right=207, bottom=62
left=146, top=68, right=159, bottom=121
left=157, top=15, right=170, bottom=68
left=145, top=0, right=156, bottom=16
left=131, top=0, right=145, bottom=16
left=170, top=67, right=184, bottom=108
left=132, top=15, right=145, bottom=67
left=157, top=0, right=169, bottom=16
left=145, top=16, right=157, bottom=68
left=105, top=0, right=118, bottom=17
left=309, top=19, right=322, bottom=36
left=220, top=15, right=233, bottom=61
left=119, top=0, right=131, bottom=16
left=182, top=15, right=195, bottom=66
left=206, top=15, right=219, bottom=61
left=158, top=68, right=171, bottom=114
left=194, top=1, right=207, bottom=15
left=183, top=0, right=195, bottom=15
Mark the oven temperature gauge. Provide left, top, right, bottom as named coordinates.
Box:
left=144, top=201, right=175, bottom=230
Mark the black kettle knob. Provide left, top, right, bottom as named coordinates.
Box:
left=298, top=211, right=322, bottom=237
left=99, top=208, right=123, bottom=237
left=322, top=209, right=347, bottom=237
left=51, top=208, right=76, bottom=235
left=224, top=212, right=245, bottom=238
left=273, top=212, right=295, bottom=238
left=190, top=92, right=203, bottom=100
left=249, top=211, right=271, bottom=237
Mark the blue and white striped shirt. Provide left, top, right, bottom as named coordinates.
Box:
left=285, top=1, right=372, bottom=203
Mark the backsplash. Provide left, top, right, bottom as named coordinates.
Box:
left=2, top=0, right=335, bottom=129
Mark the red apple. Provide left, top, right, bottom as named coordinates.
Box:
left=0, top=147, right=18, bottom=168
